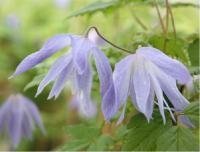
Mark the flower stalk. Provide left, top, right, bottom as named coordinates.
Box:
left=86, top=26, right=133, bottom=54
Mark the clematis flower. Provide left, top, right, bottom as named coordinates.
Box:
left=0, top=94, right=45, bottom=148
left=113, top=47, right=192, bottom=124
left=10, top=27, right=117, bottom=121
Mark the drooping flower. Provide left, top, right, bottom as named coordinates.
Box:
left=10, top=28, right=117, bottom=121
left=0, top=94, right=45, bottom=148
left=113, top=47, right=192, bottom=124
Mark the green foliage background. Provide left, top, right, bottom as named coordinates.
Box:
left=0, top=0, right=199, bottom=151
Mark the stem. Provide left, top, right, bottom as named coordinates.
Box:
left=163, top=0, right=170, bottom=50
left=86, top=26, right=133, bottom=54
left=176, top=112, right=185, bottom=116
left=168, top=2, right=177, bottom=39
left=128, top=6, right=148, bottom=31
left=154, top=0, right=166, bottom=34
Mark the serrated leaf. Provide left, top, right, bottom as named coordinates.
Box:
left=61, top=124, right=101, bottom=150
left=124, top=0, right=163, bottom=5
left=87, top=135, right=114, bottom=150
left=122, top=113, right=172, bottom=151
left=64, top=124, right=100, bottom=140
left=115, top=126, right=129, bottom=140
left=156, top=126, right=199, bottom=151
left=188, top=38, right=199, bottom=66
left=149, top=34, right=189, bottom=63
left=68, top=0, right=119, bottom=18
left=184, top=101, right=199, bottom=127
left=57, top=139, right=90, bottom=151
left=24, top=74, right=45, bottom=91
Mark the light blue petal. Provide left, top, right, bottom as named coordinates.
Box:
left=8, top=96, right=23, bottom=148
left=137, top=47, right=192, bottom=84
left=75, top=62, right=93, bottom=96
left=71, top=36, right=95, bottom=74
left=130, top=75, right=154, bottom=122
left=145, top=85, right=154, bottom=122
left=0, top=98, right=12, bottom=132
left=148, top=65, right=166, bottom=123
left=20, top=95, right=46, bottom=135
left=179, top=115, right=195, bottom=128
left=48, top=57, right=73, bottom=99
left=93, top=48, right=117, bottom=121
left=74, top=93, right=97, bottom=118
left=152, top=62, right=189, bottom=110
left=36, top=54, right=71, bottom=96
left=116, top=103, right=127, bottom=125
left=93, top=48, right=113, bottom=95
left=21, top=112, right=35, bottom=140
left=163, top=98, right=176, bottom=122
left=73, top=64, right=94, bottom=118
left=87, top=28, right=106, bottom=46
left=101, top=84, right=117, bottom=122
left=133, top=56, right=150, bottom=114
left=129, top=84, right=140, bottom=110
left=113, top=55, right=134, bottom=107
left=10, top=34, right=70, bottom=77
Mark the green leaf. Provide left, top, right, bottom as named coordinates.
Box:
left=68, top=0, right=119, bottom=18
left=122, top=113, right=172, bottom=151
left=60, top=124, right=101, bottom=150
left=184, top=101, right=199, bottom=127
left=57, top=139, right=90, bottom=151
left=62, top=124, right=114, bottom=151
left=148, top=34, right=189, bottom=63
left=188, top=38, right=199, bottom=66
left=156, top=126, right=199, bottom=151
left=24, top=74, right=45, bottom=91
left=124, top=0, right=163, bottom=5
left=64, top=124, right=100, bottom=140
left=87, top=135, right=114, bottom=150
left=115, top=126, right=129, bottom=141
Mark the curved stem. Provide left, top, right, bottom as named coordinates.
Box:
left=86, top=26, right=133, bottom=54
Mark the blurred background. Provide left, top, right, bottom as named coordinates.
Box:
left=0, top=0, right=199, bottom=151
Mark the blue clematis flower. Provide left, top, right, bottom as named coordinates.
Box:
left=113, top=47, right=192, bottom=124
left=0, top=94, right=45, bottom=148
left=10, top=28, right=117, bottom=121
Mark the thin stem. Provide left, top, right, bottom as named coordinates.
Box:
left=175, top=112, right=185, bottom=116
left=163, top=0, right=170, bottom=50
left=168, top=2, right=177, bottom=39
left=86, top=26, right=133, bottom=54
left=154, top=0, right=166, bottom=34
left=128, top=6, right=148, bottom=31
left=165, top=0, right=169, bottom=32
